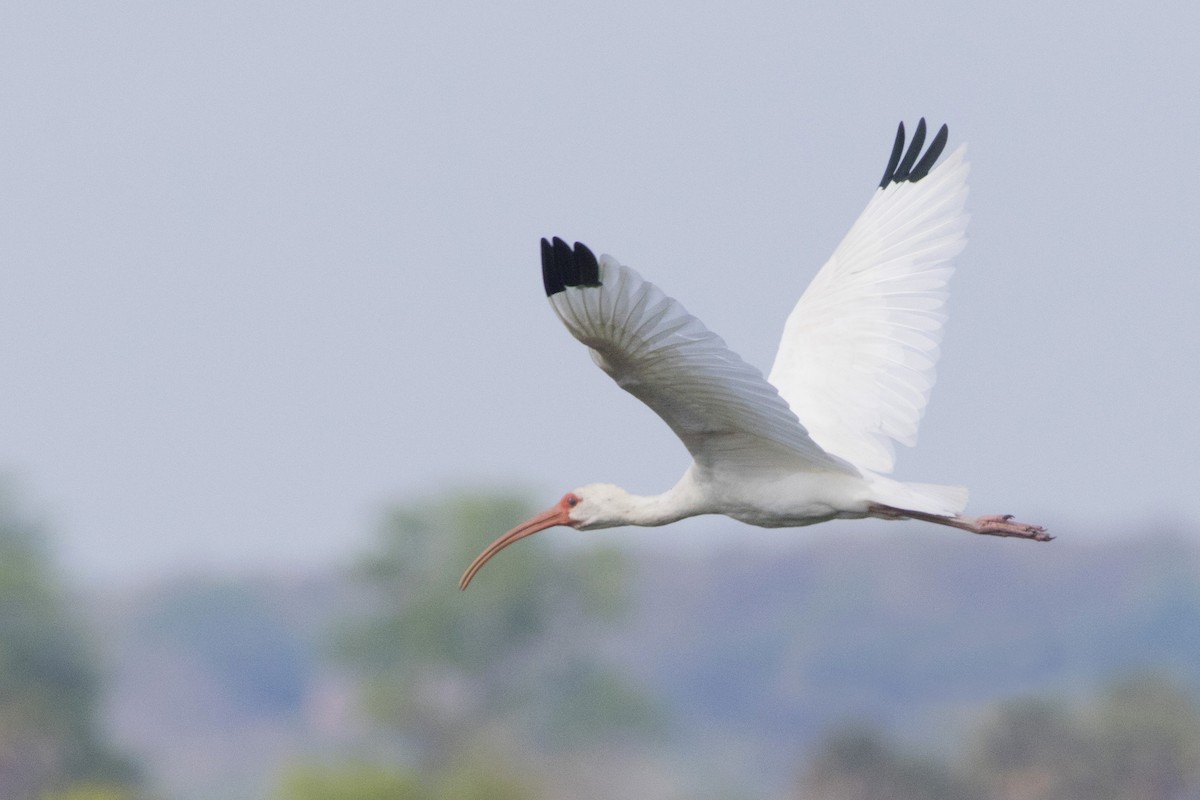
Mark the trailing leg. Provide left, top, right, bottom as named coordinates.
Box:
left=868, top=504, right=1052, bottom=542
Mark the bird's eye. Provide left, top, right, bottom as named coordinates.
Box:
left=566, top=495, right=579, bottom=507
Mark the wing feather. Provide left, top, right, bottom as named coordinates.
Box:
left=768, top=123, right=970, bottom=474
left=543, top=239, right=853, bottom=474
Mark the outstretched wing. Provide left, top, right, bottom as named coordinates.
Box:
left=768, top=119, right=970, bottom=474
left=542, top=237, right=854, bottom=474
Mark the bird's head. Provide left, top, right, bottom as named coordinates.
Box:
left=458, top=483, right=629, bottom=590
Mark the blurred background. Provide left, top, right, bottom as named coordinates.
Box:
left=1, top=1, right=1199, bottom=799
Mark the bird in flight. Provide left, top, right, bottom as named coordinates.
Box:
left=461, top=119, right=1049, bottom=590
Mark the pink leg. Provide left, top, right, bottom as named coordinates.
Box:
left=868, top=505, right=1052, bottom=542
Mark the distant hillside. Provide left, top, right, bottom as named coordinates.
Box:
left=91, top=519, right=1200, bottom=799
left=609, top=521, right=1200, bottom=788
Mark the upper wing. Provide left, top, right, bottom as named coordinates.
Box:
left=541, top=237, right=853, bottom=474
left=767, top=119, right=970, bottom=474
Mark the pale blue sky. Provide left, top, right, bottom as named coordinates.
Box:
left=1, top=2, right=1197, bottom=583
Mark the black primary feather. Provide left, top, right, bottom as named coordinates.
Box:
left=892, top=117, right=927, bottom=183
left=573, top=241, right=601, bottom=287
left=879, top=122, right=906, bottom=189
left=542, top=237, right=602, bottom=296
left=879, top=118, right=949, bottom=189
left=552, top=236, right=577, bottom=287
left=541, top=237, right=564, bottom=295
left=908, top=123, right=949, bottom=182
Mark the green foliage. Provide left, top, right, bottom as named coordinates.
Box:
left=1092, top=676, right=1200, bottom=799
left=964, top=676, right=1200, bottom=800
left=537, top=662, right=668, bottom=745
left=799, top=728, right=971, bottom=800
left=799, top=674, right=1200, bottom=800
left=275, top=762, right=423, bottom=800
left=969, top=675, right=1200, bottom=800
left=40, top=784, right=140, bottom=800
left=0, top=489, right=140, bottom=800
left=345, top=490, right=623, bottom=668
left=274, top=757, right=538, bottom=800
left=334, top=488, right=662, bottom=767
left=427, top=753, right=540, bottom=800
left=631, top=530, right=1200, bottom=758
left=967, top=698, right=1108, bottom=799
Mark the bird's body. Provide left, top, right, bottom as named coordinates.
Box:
left=461, top=119, right=1048, bottom=590
left=572, top=468, right=868, bottom=532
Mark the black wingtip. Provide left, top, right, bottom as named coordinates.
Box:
left=878, top=118, right=950, bottom=189
left=892, top=117, right=927, bottom=183
left=573, top=241, right=600, bottom=287
left=908, top=123, right=949, bottom=182
left=879, top=121, right=905, bottom=189
left=553, top=236, right=577, bottom=287
left=540, top=237, right=563, bottom=295
left=540, top=237, right=603, bottom=296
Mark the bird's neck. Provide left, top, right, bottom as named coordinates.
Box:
left=616, top=493, right=682, bottom=527
left=616, top=479, right=705, bottom=528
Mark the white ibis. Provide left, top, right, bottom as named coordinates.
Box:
left=461, top=119, right=1049, bottom=590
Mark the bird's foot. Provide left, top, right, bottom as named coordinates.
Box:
left=972, top=514, right=1053, bottom=542
left=866, top=504, right=1052, bottom=543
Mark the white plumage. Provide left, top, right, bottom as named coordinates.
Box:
left=769, top=145, right=969, bottom=475
left=461, top=120, right=1047, bottom=591
left=552, top=254, right=850, bottom=475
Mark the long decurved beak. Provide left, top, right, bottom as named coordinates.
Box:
left=459, top=503, right=571, bottom=590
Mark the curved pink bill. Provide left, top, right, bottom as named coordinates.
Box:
left=458, top=503, right=571, bottom=590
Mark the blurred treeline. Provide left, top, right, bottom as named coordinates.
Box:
left=0, top=490, right=139, bottom=800
left=2, top=487, right=1200, bottom=799
left=801, top=676, right=1200, bottom=800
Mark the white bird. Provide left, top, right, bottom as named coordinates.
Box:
left=461, top=119, right=1049, bottom=590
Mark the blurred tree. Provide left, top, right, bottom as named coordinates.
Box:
left=1090, top=676, right=1200, bottom=800
left=797, top=727, right=970, bottom=800
left=800, top=675, right=1200, bottom=800
left=966, top=698, right=1104, bottom=800
left=334, top=489, right=662, bottom=768
left=275, top=762, right=423, bottom=800
left=275, top=755, right=537, bottom=800
left=41, top=785, right=140, bottom=800
left=0, top=488, right=140, bottom=799
left=967, top=677, right=1200, bottom=800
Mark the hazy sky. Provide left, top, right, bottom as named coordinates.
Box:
left=1, top=2, right=1197, bottom=584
